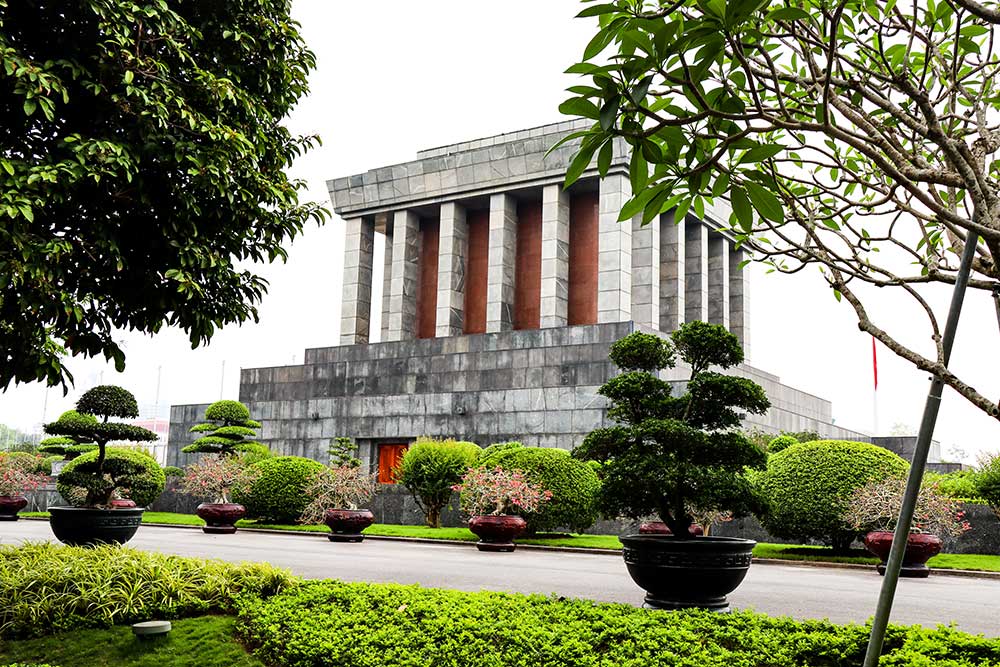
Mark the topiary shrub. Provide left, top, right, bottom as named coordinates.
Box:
left=477, top=446, right=600, bottom=533
left=756, top=441, right=909, bottom=552
left=44, top=385, right=157, bottom=507
left=163, top=466, right=185, bottom=477
left=767, top=435, right=799, bottom=454
left=476, top=441, right=524, bottom=463
left=39, top=411, right=98, bottom=460
left=182, top=399, right=265, bottom=458
left=57, top=448, right=165, bottom=508
left=233, top=456, right=325, bottom=524
left=399, top=439, right=481, bottom=528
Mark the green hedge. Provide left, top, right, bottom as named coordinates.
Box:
left=477, top=444, right=600, bottom=533
left=757, top=441, right=908, bottom=551
left=0, top=543, right=294, bottom=638
left=234, top=456, right=325, bottom=524
left=237, top=581, right=1000, bottom=667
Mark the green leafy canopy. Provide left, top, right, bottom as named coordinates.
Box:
left=0, top=0, right=328, bottom=391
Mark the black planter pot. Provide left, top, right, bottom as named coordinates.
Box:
left=620, top=535, right=756, bottom=612
left=49, top=506, right=145, bottom=546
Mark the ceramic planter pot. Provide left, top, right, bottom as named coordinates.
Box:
left=324, top=508, right=375, bottom=542
left=863, top=531, right=943, bottom=578
left=619, top=535, right=756, bottom=612
left=468, top=515, right=528, bottom=552
left=49, top=506, right=144, bottom=546
left=110, top=498, right=137, bottom=509
left=638, top=521, right=703, bottom=536
left=0, top=495, right=28, bottom=521
left=196, top=503, right=246, bottom=534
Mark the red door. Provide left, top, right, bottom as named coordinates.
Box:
left=377, top=443, right=408, bottom=484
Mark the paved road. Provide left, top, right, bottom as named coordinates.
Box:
left=5, top=521, right=999, bottom=636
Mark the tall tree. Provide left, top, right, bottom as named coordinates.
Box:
left=559, top=0, right=1000, bottom=420
left=0, top=0, right=327, bottom=390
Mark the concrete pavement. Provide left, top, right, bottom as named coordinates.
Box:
left=3, top=521, right=998, bottom=636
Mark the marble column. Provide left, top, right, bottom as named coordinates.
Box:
left=684, top=217, right=709, bottom=323
left=540, top=184, right=570, bottom=328
left=379, top=215, right=394, bottom=341
left=386, top=210, right=420, bottom=341
left=729, top=245, right=752, bottom=358
left=597, top=174, right=632, bottom=323
left=436, top=202, right=468, bottom=337
left=340, top=217, right=375, bottom=345
left=631, top=214, right=660, bottom=329
left=659, top=210, right=685, bottom=333
left=707, top=233, right=730, bottom=329
left=486, top=193, right=517, bottom=333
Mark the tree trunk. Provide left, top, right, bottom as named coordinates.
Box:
left=426, top=506, right=441, bottom=528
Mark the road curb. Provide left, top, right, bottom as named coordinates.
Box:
left=21, top=517, right=1000, bottom=579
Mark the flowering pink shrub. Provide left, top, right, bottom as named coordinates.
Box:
left=843, top=478, right=972, bottom=538
left=0, top=455, right=46, bottom=496
left=300, top=465, right=379, bottom=523
left=452, top=466, right=552, bottom=517
left=181, top=455, right=258, bottom=504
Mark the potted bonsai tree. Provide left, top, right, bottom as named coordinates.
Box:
left=453, top=466, right=551, bottom=552
left=182, top=400, right=266, bottom=458
left=575, top=323, right=769, bottom=611
left=844, top=478, right=971, bottom=577
left=44, top=385, right=164, bottom=546
left=0, top=453, right=47, bottom=520
left=180, top=454, right=259, bottom=534
left=39, top=411, right=99, bottom=461
left=301, top=439, right=378, bottom=542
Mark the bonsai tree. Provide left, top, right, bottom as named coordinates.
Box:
left=183, top=400, right=264, bottom=457
left=453, top=467, right=551, bottom=518
left=180, top=455, right=259, bottom=505
left=328, top=437, right=361, bottom=468
left=44, top=385, right=160, bottom=507
left=300, top=465, right=379, bottom=524
left=843, top=478, right=971, bottom=539
left=39, top=411, right=98, bottom=460
left=575, top=323, right=769, bottom=537
left=399, top=438, right=481, bottom=528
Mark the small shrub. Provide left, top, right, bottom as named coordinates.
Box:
left=327, top=437, right=361, bottom=467
left=236, top=581, right=1000, bottom=667
left=57, top=448, right=165, bottom=508
left=924, top=469, right=982, bottom=501
left=844, top=478, right=971, bottom=538
left=182, top=399, right=265, bottom=457
left=163, top=466, right=185, bottom=477
left=180, top=455, right=259, bottom=504
left=300, top=466, right=379, bottom=523
left=0, top=455, right=46, bottom=497
left=975, top=452, right=1000, bottom=521
left=233, top=456, right=325, bottom=523
left=767, top=434, right=799, bottom=454
left=757, top=440, right=909, bottom=552
left=399, top=439, right=481, bottom=528
left=453, top=467, right=551, bottom=517
left=0, top=542, right=295, bottom=638
left=479, top=446, right=600, bottom=533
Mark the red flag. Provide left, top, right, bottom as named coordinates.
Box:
left=872, top=337, right=878, bottom=391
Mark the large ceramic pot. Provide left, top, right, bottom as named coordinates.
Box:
left=324, top=508, right=375, bottom=542
left=196, top=502, right=246, bottom=535
left=0, top=495, right=28, bottom=521
left=863, top=531, right=943, bottom=578
left=49, top=506, right=144, bottom=546
left=620, top=535, right=756, bottom=612
left=468, top=514, right=528, bottom=552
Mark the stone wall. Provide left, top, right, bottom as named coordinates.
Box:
left=166, top=322, right=865, bottom=469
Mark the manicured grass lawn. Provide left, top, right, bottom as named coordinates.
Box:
left=21, top=511, right=1000, bottom=572
left=0, top=615, right=263, bottom=666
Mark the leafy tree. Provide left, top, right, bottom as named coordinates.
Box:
left=38, top=410, right=98, bottom=460
left=399, top=439, right=481, bottom=528
left=560, top=0, right=1000, bottom=421
left=328, top=437, right=361, bottom=468
left=0, top=0, right=327, bottom=390
left=575, top=323, right=769, bottom=537
left=182, top=400, right=264, bottom=457
left=43, top=385, right=158, bottom=506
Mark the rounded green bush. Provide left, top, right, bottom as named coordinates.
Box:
left=234, top=456, right=325, bottom=523
left=205, top=399, right=251, bottom=422
left=399, top=439, right=481, bottom=528
left=57, top=448, right=166, bottom=508
left=477, top=441, right=524, bottom=462
left=76, top=386, right=139, bottom=419
left=0, top=452, right=51, bottom=475
left=975, top=453, right=1000, bottom=512
left=757, top=440, right=908, bottom=551
left=767, top=435, right=799, bottom=454
left=477, top=446, right=600, bottom=533
left=162, top=466, right=185, bottom=477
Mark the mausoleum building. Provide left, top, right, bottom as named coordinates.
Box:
left=166, top=121, right=866, bottom=476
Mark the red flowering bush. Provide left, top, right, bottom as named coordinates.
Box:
left=300, top=466, right=379, bottom=524
left=453, top=467, right=552, bottom=517
left=180, top=455, right=258, bottom=504
left=0, top=454, right=46, bottom=497
left=843, top=478, right=971, bottom=538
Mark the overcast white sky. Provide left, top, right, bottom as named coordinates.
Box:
left=1, top=1, right=998, bottom=461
